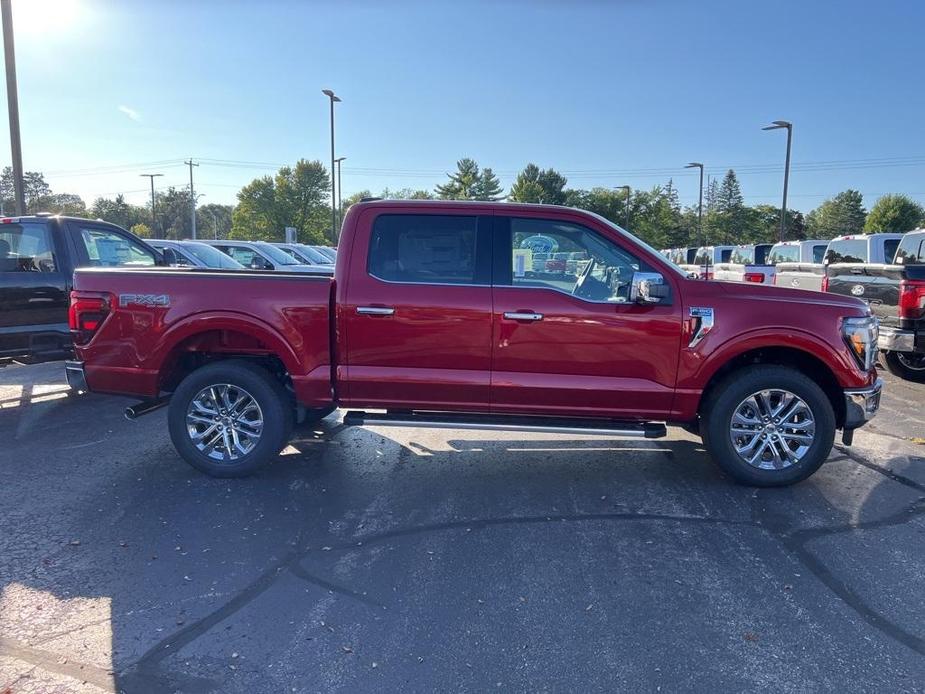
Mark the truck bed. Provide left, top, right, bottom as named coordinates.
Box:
left=71, top=267, right=334, bottom=405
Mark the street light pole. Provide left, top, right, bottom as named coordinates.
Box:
left=762, top=120, right=793, bottom=242
left=1, top=0, right=25, bottom=215
left=334, top=156, right=346, bottom=229
left=140, top=173, right=164, bottom=238
left=685, top=162, right=704, bottom=246
left=616, top=185, right=631, bottom=229
left=185, top=159, right=199, bottom=239
left=322, top=89, right=341, bottom=243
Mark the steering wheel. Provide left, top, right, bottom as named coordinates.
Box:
left=572, top=257, right=597, bottom=298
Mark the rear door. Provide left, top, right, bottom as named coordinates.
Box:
left=339, top=209, right=493, bottom=411
left=490, top=213, right=683, bottom=420
left=0, top=220, right=70, bottom=356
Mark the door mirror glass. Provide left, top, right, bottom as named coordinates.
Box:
left=250, top=256, right=270, bottom=270
left=630, top=271, right=669, bottom=304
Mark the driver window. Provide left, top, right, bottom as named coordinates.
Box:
left=510, top=218, right=645, bottom=302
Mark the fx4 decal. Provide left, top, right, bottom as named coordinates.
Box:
left=119, top=293, right=170, bottom=308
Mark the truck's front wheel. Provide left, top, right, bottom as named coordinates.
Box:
left=702, top=366, right=835, bottom=487
left=882, top=350, right=925, bottom=383
left=168, top=360, right=294, bottom=478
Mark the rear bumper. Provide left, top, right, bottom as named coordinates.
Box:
left=878, top=326, right=916, bottom=353
left=64, top=360, right=88, bottom=392
left=843, top=378, right=882, bottom=429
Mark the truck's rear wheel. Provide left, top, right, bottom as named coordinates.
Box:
left=702, top=366, right=835, bottom=487
left=168, top=360, right=294, bottom=477
left=882, top=350, right=925, bottom=383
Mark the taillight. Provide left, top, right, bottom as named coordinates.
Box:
left=743, top=272, right=765, bottom=283
left=898, top=279, right=925, bottom=320
left=703, top=269, right=714, bottom=280
left=821, top=275, right=830, bottom=292
left=69, top=291, right=111, bottom=344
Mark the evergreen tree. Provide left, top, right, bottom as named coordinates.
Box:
left=864, top=194, right=924, bottom=233
left=435, top=158, right=482, bottom=200
left=805, top=190, right=866, bottom=238
left=472, top=167, right=504, bottom=201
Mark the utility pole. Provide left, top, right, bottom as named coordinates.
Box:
left=685, top=162, right=704, bottom=246
left=335, top=156, right=346, bottom=229
left=322, top=89, right=341, bottom=243
left=2, top=0, right=25, bottom=215
left=185, top=159, right=199, bottom=239
left=140, top=173, right=163, bottom=238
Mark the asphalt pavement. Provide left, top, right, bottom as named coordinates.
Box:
left=0, top=361, right=923, bottom=693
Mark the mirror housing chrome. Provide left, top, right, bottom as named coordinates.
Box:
left=630, top=271, right=669, bottom=304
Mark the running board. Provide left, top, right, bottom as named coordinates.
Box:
left=343, top=410, right=667, bottom=438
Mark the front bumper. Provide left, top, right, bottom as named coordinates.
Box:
left=64, top=360, right=88, bottom=393
left=878, top=326, right=916, bottom=353
left=843, top=377, right=882, bottom=429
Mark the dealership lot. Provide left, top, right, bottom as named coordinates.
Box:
left=0, top=361, right=923, bottom=693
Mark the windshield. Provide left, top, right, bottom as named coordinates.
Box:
left=297, top=245, right=333, bottom=264
left=183, top=242, right=244, bottom=269
left=313, top=246, right=337, bottom=261
left=767, top=243, right=800, bottom=264
left=255, top=242, right=299, bottom=265
left=589, top=211, right=688, bottom=277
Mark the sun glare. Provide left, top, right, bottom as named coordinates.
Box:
left=12, top=0, right=82, bottom=37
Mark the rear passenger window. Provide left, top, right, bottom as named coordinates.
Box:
left=883, top=239, right=900, bottom=264
left=369, top=214, right=478, bottom=284
left=0, top=222, right=56, bottom=272
left=78, top=226, right=155, bottom=267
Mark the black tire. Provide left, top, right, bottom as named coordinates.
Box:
left=882, top=350, right=925, bottom=383
left=701, top=365, right=836, bottom=487
left=168, top=360, right=294, bottom=478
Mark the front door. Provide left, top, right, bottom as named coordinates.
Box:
left=340, top=209, right=493, bottom=411
left=490, top=213, right=683, bottom=420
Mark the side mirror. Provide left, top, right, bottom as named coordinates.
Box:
left=250, top=256, right=269, bottom=270
left=630, top=271, right=670, bottom=304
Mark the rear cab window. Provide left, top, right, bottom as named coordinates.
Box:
left=894, top=234, right=925, bottom=265
left=730, top=247, right=755, bottom=264
left=883, top=239, right=900, bottom=264
left=0, top=221, right=58, bottom=272
left=825, top=239, right=867, bottom=264
left=767, top=244, right=799, bottom=264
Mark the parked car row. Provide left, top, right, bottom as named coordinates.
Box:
left=662, top=230, right=924, bottom=382
left=0, top=213, right=337, bottom=361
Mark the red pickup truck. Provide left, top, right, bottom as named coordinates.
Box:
left=66, top=200, right=882, bottom=486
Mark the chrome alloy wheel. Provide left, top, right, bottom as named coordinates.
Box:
left=186, top=384, right=264, bottom=462
left=728, top=389, right=815, bottom=470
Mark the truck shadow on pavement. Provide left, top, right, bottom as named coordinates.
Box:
left=1, top=379, right=924, bottom=691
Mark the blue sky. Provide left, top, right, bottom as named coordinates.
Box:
left=4, top=0, right=924, bottom=212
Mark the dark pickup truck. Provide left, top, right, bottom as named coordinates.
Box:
left=824, top=229, right=925, bottom=381
left=0, top=214, right=160, bottom=360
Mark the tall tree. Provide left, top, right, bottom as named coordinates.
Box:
left=707, top=169, right=747, bottom=244
left=864, top=194, right=925, bottom=233
left=435, top=158, right=503, bottom=200
left=196, top=203, right=234, bottom=239
left=509, top=164, right=567, bottom=204
left=231, top=159, right=330, bottom=243
left=90, top=194, right=149, bottom=230
left=805, top=190, right=866, bottom=238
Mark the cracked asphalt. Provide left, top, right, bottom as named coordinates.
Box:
left=0, top=361, right=923, bottom=693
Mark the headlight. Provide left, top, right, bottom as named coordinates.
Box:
left=842, top=316, right=879, bottom=371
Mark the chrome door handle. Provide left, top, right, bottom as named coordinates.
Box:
left=503, top=311, right=543, bottom=321
left=356, top=306, right=395, bottom=316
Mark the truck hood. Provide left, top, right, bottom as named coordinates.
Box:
left=711, top=279, right=869, bottom=312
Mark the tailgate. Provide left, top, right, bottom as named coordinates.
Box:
left=825, top=263, right=901, bottom=325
